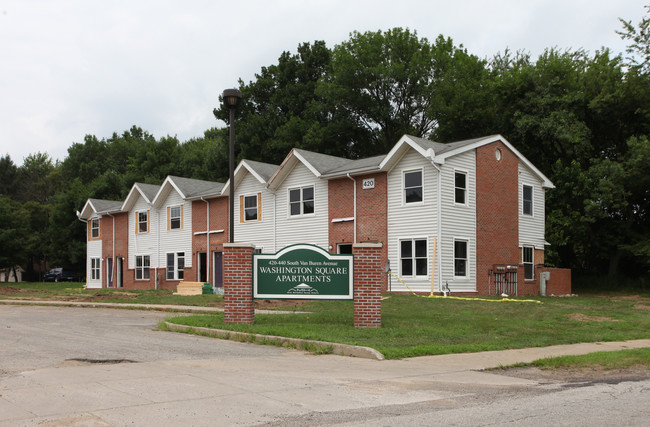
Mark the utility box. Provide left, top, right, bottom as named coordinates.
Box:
left=540, top=271, right=551, bottom=296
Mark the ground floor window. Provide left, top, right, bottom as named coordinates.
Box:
left=166, top=252, right=185, bottom=280
left=523, top=246, right=534, bottom=280
left=400, top=238, right=427, bottom=277
left=136, top=255, right=150, bottom=280
left=454, top=240, right=468, bottom=277
left=337, top=243, right=352, bottom=254
left=90, top=258, right=100, bottom=280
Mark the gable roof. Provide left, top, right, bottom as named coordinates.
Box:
left=380, top=134, right=554, bottom=189
left=222, top=159, right=280, bottom=194
left=153, top=176, right=225, bottom=207
left=78, top=198, right=123, bottom=220
left=121, top=182, right=161, bottom=212
left=268, top=148, right=359, bottom=189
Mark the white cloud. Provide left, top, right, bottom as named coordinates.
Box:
left=0, top=0, right=645, bottom=165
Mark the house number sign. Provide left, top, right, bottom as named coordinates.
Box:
left=362, top=178, right=375, bottom=189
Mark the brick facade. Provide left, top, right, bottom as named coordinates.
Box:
left=190, top=197, right=228, bottom=282
left=475, top=142, right=521, bottom=295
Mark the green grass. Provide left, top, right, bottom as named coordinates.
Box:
left=0, top=282, right=224, bottom=307
left=166, top=294, right=650, bottom=359
left=513, top=348, right=650, bottom=370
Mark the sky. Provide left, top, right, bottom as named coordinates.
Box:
left=0, top=0, right=646, bottom=166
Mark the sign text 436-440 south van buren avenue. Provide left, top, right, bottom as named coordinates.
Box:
left=253, top=244, right=353, bottom=300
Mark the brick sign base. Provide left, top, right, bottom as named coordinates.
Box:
left=223, top=242, right=383, bottom=328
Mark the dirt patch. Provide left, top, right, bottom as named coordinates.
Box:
left=254, top=299, right=311, bottom=310
left=633, top=304, right=650, bottom=311
left=500, top=365, right=650, bottom=384
left=568, top=313, right=620, bottom=322
left=0, top=286, right=39, bottom=295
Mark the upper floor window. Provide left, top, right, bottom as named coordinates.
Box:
left=455, top=171, right=467, bottom=205
left=90, top=218, right=100, bottom=239
left=241, top=194, right=260, bottom=222
left=400, top=238, right=427, bottom=277
left=137, top=211, right=149, bottom=234
left=523, top=185, right=533, bottom=216
left=523, top=246, right=534, bottom=280
left=404, top=170, right=423, bottom=204
left=169, top=205, right=182, bottom=230
left=289, top=186, right=314, bottom=216
left=454, top=239, right=468, bottom=277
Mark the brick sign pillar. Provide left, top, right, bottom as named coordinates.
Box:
left=352, top=242, right=383, bottom=328
left=223, top=243, right=255, bottom=324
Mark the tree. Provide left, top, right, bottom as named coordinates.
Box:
left=0, top=195, right=28, bottom=278
left=0, top=155, right=19, bottom=199
left=617, top=5, right=650, bottom=73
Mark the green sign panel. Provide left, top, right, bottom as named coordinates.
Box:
left=253, top=244, right=354, bottom=300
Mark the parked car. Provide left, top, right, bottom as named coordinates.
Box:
left=43, top=268, right=78, bottom=282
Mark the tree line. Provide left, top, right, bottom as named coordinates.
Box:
left=1, top=7, right=648, bottom=286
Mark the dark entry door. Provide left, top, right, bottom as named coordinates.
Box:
left=213, top=252, right=223, bottom=288
left=198, top=252, right=207, bottom=282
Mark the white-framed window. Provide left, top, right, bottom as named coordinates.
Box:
left=90, top=258, right=100, bottom=280
left=404, top=170, right=423, bottom=204
left=400, top=238, right=427, bottom=277
left=523, top=246, right=534, bottom=280
left=244, top=194, right=258, bottom=221
left=169, top=205, right=182, bottom=230
left=166, top=252, right=185, bottom=280
left=90, top=219, right=100, bottom=239
left=523, top=185, right=533, bottom=216
left=289, top=186, right=314, bottom=216
left=454, top=171, right=467, bottom=205
left=135, top=255, right=150, bottom=280
left=137, top=211, right=149, bottom=234
left=337, top=243, right=353, bottom=254
left=454, top=239, right=468, bottom=277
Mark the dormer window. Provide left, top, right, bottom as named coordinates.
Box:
left=90, top=219, right=100, bottom=239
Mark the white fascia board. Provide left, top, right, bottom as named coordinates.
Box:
left=222, top=160, right=267, bottom=194
left=379, top=134, right=435, bottom=172
left=267, top=149, right=302, bottom=190
left=292, top=150, right=322, bottom=178
left=152, top=177, right=186, bottom=208
left=79, top=200, right=96, bottom=219
left=121, top=184, right=150, bottom=212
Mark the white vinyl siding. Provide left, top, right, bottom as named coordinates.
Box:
left=440, top=151, right=476, bottom=292
left=275, top=163, right=328, bottom=250
left=158, top=191, right=192, bottom=270
left=519, top=163, right=546, bottom=249
left=235, top=172, right=276, bottom=252
left=86, top=239, right=102, bottom=288
left=387, top=150, right=437, bottom=292
left=129, top=197, right=158, bottom=271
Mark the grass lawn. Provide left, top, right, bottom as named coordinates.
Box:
left=0, top=282, right=224, bottom=307
left=166, top=293, right=650, bottom=359
left=513, top=347, right=650, bottom=370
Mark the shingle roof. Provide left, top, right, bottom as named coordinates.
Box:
left=293, top=149, right=351, bottom=175
left=167, top=176, right=225, bottom=199
left=321, top=155, right=385, bottom=177
left=88, top=198, right=122, bottom=214
left=244, top=160, right=280, bottom=182
left=136, top=183, right=161, bottom=203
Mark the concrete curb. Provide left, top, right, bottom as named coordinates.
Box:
left=0, top=299, right=301, bottom=315
left=164, top=322, right=385, bottom=360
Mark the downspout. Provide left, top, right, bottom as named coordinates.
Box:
left=155, top=209, right=160, bottom=290
left=201, top=197, right=211, bottom=286
left=107, top=213, right=116, bottom=289
left=346, top=173, right=357, bottom=243
left=265, top=185, right=277, bottom=252
left=430, top=160, right=443, bottom=293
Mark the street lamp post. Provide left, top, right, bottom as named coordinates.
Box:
left=222, top=89, right=242, bottom=243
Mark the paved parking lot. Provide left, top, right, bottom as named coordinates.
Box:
left=1, top=304, right=649, bottom=426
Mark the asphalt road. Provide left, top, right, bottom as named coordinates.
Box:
left=1, top=305, right=648, bottom=426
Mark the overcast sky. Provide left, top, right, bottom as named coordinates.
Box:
left=0, top=1, right=646, bottom=166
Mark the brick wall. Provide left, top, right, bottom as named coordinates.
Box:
left=100, top=213, right=130, bottom=288
left=353, top=243, right=383, bottom=328
left=223, top=243, right=255, bottom=324
left=329, top=173, right=388, bottom=292
left=475, top=142, right=520, bottom=294
left=190, top=197, right=228, bottom=283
